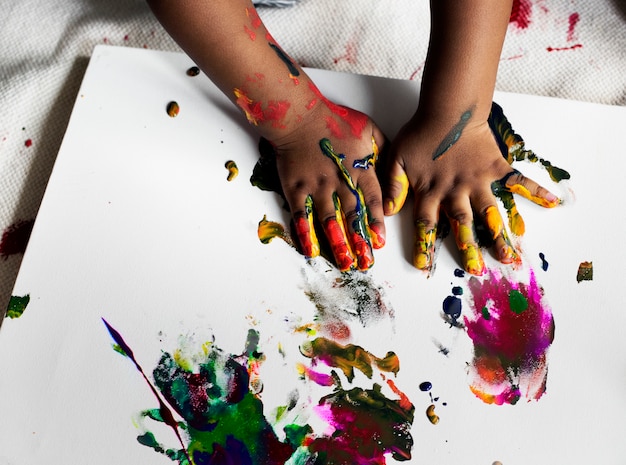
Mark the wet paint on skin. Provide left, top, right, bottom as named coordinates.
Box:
left=233, top=88, right=291, bottom=129
left=464, top=268, right=555, bottom=405
left=323, top=213, right=356, bottom=272
left=484, top=205, right=517, bottom=263
left=268, top=43, right=300, bottom=78
left=234, top=88, right=263, bottom=125
left=491, top=178, right=526, bottom=236
left=319, top=138, right=374, bottom=270
left=413, top=221, right=437, bottom=271
left=6, top=294, right=30, bottom=319
left=432, top=106, right=474, bottom=160
left=308, top=83, right=368, bottom=138
left=0, top=219, right=34, bottom=259
left=386, top=171, right=410, bottom=216
left=352, top=137, right=379, bottom=170
left=576, top=261, right=593, bottom=282
left=294, top=196, right=321, bottom=259
left=300, top=337, right=399, bottom=382
left=488, top=102, right=571, bottom=183
left=450, top=220, right=485, bottom=276
left=257, top=215, right=295, bottom=249
left=225, top=160, right=239, bottom=181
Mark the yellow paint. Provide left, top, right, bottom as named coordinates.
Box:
left=387, top=171, right=409, bottom=215
left=508, top=205, right=526, bottom=236
left=484, top=206, right=504, bottom=239
left=233, top=87, right=260, bottom=125
left=426, top=404, right=440, bottom=425
left=507, top=183, right=560, bottom=208
left=257, top=215, right=291, bottom=246
left=451, top=221, right=485, bottom=276
left=225, top=160, right=239, bottom=181
left=304, top=196, right=321, bottom=258
left=413, top=221, right=436, bottom=271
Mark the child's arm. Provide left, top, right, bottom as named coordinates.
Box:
left=383, top=0, right=559, bottom=275
left=146, top=0, right=386, bottom=271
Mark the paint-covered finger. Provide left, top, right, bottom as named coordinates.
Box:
left=412, top=195, right=440, bottom=272
left=292, top=195, right=321, bottom=258
left=491, top=176, right=526, bottom=236
left=383, top=161, right=410, bottom=216
left=355, top=136, right=386, bottom=249
left=483, top=205, right=517, bottom=264
left=448, top=213, right=485, bottom=276
left=322, top=195, right=356, bottom=272
left=341, top=192, right=375, bottom=271
left=502, top=170, right=560, bottom=208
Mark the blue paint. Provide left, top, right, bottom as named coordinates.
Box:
left=539, top=252, right=549, bottom=271
left=419, top=381, right=432, bottom=392
left=442, top=295, right=462, bottom=320
left=451, top=286, right=463, bottom=296
left=454, top=268, right=465, bottom=278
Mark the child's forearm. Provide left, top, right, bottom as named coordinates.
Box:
left=417, top=0, right=513, bottom=124
left=146, top=0, right=314, bottom=142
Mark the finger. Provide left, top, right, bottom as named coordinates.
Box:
left=445, top=200, right=485, bottom=276
left=382, top=159, right=410, bottom=216
left=491, top=179, right=526, bottom=236
left=501, top=170, right=560, bottom=208
left=482, top=205, right=517, bottom=264
left=291, top=195, right=321, bottom=258
left=412, top=193, right=441, bottom=272
left=342, top=187, right=375, bottom=271
left=321, top=193, right=356, bottom=272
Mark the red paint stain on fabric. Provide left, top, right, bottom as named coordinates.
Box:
left=24, top=139, right=32, bottom=148
left=0, top=219, right=35, bottom=259
left=567, top=12, right=580, bottom=42
left=509, top=0, right=532, bottom=30
left=546, top=44, right=583, bottom=52
left=308, top=82, right=368, bottom=138
left=333, top=41, right=358, bottom=65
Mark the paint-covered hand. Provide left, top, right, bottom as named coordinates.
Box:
left=270, top=103, right=387, bottom=272
left=383, top=115, right=560, bottom=276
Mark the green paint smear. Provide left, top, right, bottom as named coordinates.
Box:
left=6, top=294, right=30, bottom=319
left=508, top=289, right=528, bottom=314
left=481, top=306, right=491, bottom=320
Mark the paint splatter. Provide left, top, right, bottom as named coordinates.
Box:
left=24, top=138, right=32, bottom=148
left=257, top=215, right=294, bottom=248
left=425, top=404, right=439, bottom=425
left=166, top=101, right=179, bottom=118
left=509, top=0, right=532, bottom=30
left=0, top=219, right=35, bottom=259
left=225, top=160, right=239, bottom=181
left=186, top=66, right=200, bottom=77
left=464, top=268, right=554, bottom=405
left=233, top=88, right=291, bottom=129
left=576, top=261, right=593, bottom=282
left=432, top=107, right=474, bottom=160
left=6, top=294, right=30, bottom=319
left=419, top=381, right=432, bottom=392
left=567, top=13, right=581, bottom=42
left=546, top=44, right=583, bottom=52
left=105, top=323, right=414, bottom=464
left=539, top=252, right=549, bottom=271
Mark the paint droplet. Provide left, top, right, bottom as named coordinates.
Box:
left=454, top=268, right=465, bottom=278
left=24, top=139, right=32, bottom=148
left=419, top=381, right=432, bottom=392
left=481, top=306, right=491, bottom=320
left=576, top=261, right=593, bottom=282
left=508, top=289, right=528, bottom=314
left=452, top=286, right=463, bottom=296
left=186, top=66, right=200, bottom=76
left=426, top=404, right=439, bottom=425
left=539, top=252, right=549, bottom=271
left=6, top=294, right=30, bottom=319
left=443, top=295, right=462, bottom=320
left=166, top=101, right=179, bottom=117
left=225, top=160, right=239, bottom=181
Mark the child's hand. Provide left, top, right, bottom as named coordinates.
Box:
left=382, top=116, right=559, bottom=275
left=270, top=102, right=387, bottom=272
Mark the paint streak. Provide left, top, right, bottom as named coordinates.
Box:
left=509, top=0, right=532, bottom=30
left=576, top=261, right=593, bottom=282
left=567, top=13, right=580, bottom=42
left=225, top=160, right=239, bottom=181
left=352, top=139, right=379, bottom=170
left=464, top=268, right=555, bottom=405
left=294, top=196, right=321, bottom=258
left=489, top=101, right=571, bottom=183
left=6, top=294, right=30, bottom=319
left=484, top=205, right=517, bottom=263
left=244, top=25, right=256, bottom=41
left=333, top=40, right=358, bottom=65
left=268, top=43, right=300, bottom=77
left=319, top=139, right=374, bottom=270
left=450, top=220, right=485, bottom=276
left=539, top=252, right=549, bottom=271
left=0, top=219, right=34, bottom=259
left=432, top=107, right=474, bottom=160
left=257, top=215, right=295, bottom=248
left=300, top=337, right=399, bottom=382
left=234, top=88, right=264, bottom=125
left=323, top=209, right=356, bottom=272
left=546, top=44, right=583, bottom=52
left=308, top=83, right=368, bottom=139
left=233, top=88, right=291, bottom=129
left=324, top=116, right=343, bottom=139
left=413, top=221, right=436, bottom=272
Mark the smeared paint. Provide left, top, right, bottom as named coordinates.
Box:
left=539, top=252, right=549, bottom=271
left=319, top=138, right=374, bottom=271
left=509, top=0, right=532, bottom=30
left=166, top=101, right=179, bottom=118
left=300, top=337, right=399, bottom=382
left=186, top=66, right=200, bottom=77
left=386, top=172, right=410, bottom=216
left=450, top=220, right=485, bottom=276
left=491, top=176, right=526, bottom=236
left=484, top=205, right=517, bottom=263
left=107, top=323, right=414, bottom=464
left=489, top=102, right=570, bottom=183
left=413, top=221, right=436, bottom=272
left=292, top=196, right=321, bottom=259
left=225, top=160, right=239, bottom=181
left=308, top=83, right=368, bottom=139
left=0, top=219, right=34, bottom=259
left=258, top=215, right=295, bottom=248
left=323, top=198, right=356, bottom=272
left=268, top=43, right=300, bottom=78
left=576, top=261, right=593, bottom=282
left=432, top=107, right=474, bottom=160
left=352, top=139, right=379, bottom=170
left=6, top=294, right=30, bottom=319
left=426, top=404, right=439, bottom=425
left=546, top=44, right=583, bottom=52
left=464, top=269, right=554, bottom=405
left=233, top=88, right=291, bottom=129
left=567, top=13, right=581, bottom=42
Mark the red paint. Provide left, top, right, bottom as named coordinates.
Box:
left=509, top=0, right=532, bottom=30
left=333, top=41, right=358, bottom=65
left=369, top=223, right=385, bottom=249
left=245, top=7, right=262, bottom=29
left=324, top=320, right=351, bottom=342
left=264, top=100, right=291, bottom=129
left=305, top=98, right=317, bottom=110
left=567, top=12, right=580, bottom=42
left=24, top=138, right=32, bottom=147
left=294, top=217, right=315, bottom=258
left=123, top=34, right=129, bottom=41
left=308, top=82, right=368, bottom=139
left=349, top=232, right=374, bottom=271
left=546, top=44, right=582, bottom=52
left=244, top=25, right=256, bottom=41
left=0, top=219, right=34, bottom=259
left=324, top=116, right=343, bottom=139
left=385, top=378, right=413, bottom=411
left=323, top=218, right=355, bottom=271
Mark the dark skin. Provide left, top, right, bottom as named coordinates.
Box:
left=146, top=0, right=559, bottom=275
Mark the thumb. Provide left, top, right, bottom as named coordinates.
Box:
left=382, top=160, right=410, bottom=216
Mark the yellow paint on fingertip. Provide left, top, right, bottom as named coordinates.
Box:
left=484, top=206, right=504, bottom=239
left=388, top=172, right=409, bottom=215
left=305, top=196, right=321, bottom=258
left=463, top=244, right=485, bottom=276
left=508, top=183, right=560, bottom=208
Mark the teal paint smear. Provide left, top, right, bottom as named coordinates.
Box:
left=6, top=294, right=30, bottom=319
left=432, top=107, right=474, bottom=160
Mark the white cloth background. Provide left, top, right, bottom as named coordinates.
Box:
left=1, top=0, right=625, bottom=315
